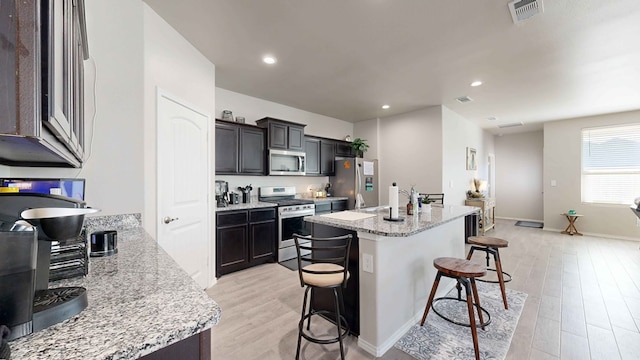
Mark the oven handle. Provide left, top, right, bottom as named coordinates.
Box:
left=279, top=209, right=315, bottom=218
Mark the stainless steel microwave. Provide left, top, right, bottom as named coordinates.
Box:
left=269, top=149, right=306, bottom=176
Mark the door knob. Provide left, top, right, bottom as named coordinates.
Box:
left=163, top=216, right=179, bottom=224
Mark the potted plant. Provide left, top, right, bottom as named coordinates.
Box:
left=350, top=138, right=369, bottom=158
left=421, top=195, right=432, bottom=210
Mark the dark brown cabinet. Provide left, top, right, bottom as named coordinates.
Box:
left=305, top=136, right=336, bottom=176
left=215, top=120, right=265, bottom=175
left=216, top=207, right=276, bottom=277
left=0, top=0, right=88, bottom=167
left=314, top=199, right=348, bottom=215
left=335, top=140, right=355, bottom=157
left=256, top=117, right=306, bottom=152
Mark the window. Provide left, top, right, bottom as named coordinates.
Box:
left=581, top=123, right=640, bottom=205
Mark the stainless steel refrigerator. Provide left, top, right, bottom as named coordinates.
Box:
left=330, top=158, right=379, bottom=209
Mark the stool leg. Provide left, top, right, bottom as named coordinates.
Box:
left=466, top=246, right=475, bottom=261
left=420, top=272, right=442, bottom=326
left=333, top=288, right=346, bottom=360
left=470, top=278, right=485, bottom=330
left=493, top=248, right=509, bottom=310
left=462, top=278, right=481, bottom=360
left=296, top=286, right=311, bottom=360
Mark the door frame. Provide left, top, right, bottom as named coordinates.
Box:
left=155, top=87, right=213, bottom=288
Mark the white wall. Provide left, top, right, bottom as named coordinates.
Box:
left=215, top=88, right=354, bottom=196
left=377, top=106, right=443, bottom=205
left=442, top=106, right=494, bottom=206
left=495, top=131, right=543, bottom=221
left=544, top=110, right=640, bottom=239
left=10, top=0, right=145, bottom=218
left=143, top=4, right=216, bottom=238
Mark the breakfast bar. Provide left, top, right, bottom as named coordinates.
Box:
left=304, top=204, right=479, bottom=357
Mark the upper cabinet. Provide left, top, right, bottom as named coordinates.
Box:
left=0, top=0, right=88, bottom=167
left=215, top=120, right=266, bottom=175
left=335, top=140, right=355, bottom=157
left=305, top=136, right=336, bottom=176
left=256, top=117, right=306, bottom=152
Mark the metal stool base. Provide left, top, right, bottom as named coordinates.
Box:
left=475, top=268, right=512, bottom=283
left=298, top=310, right=349, bottom=345
left=432, top=296, right=491, bottom=328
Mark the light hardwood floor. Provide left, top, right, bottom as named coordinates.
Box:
left=206, top=219, right=640, bottom=359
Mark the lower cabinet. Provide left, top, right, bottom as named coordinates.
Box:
left=314, top=199, right=348, bottom=215
left=216, top=207, right=276, bottom=277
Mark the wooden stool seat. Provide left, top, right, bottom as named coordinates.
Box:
left=468, top=236, right=508, bottom=248
left=466, top=236, right=511, bottom=310
left=421, top=257, right=488, bottom=360
left=434, top=257, right=487, bottom=278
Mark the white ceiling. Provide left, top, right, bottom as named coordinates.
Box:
left=143, top=0, right=640, bottom=135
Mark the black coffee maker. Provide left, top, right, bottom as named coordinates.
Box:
left=0, top=193, right=98, bottom=340
left=215, top=180, right=229, bottom=207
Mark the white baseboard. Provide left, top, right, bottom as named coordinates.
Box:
left=496, top=216, right=543, bottom=222
left=542, top=227, right=640, bottom=242
left=358, top=312, right=423, bottom=357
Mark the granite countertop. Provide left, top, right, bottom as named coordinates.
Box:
left=304, top=205, right=479, bottom=237
left=216, top=201, right=276, bottom=212
left=308, top=197, right=349, bottom=203
left=10, top=225, right=221, bottom=359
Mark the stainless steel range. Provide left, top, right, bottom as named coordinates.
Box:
left=259, top=186, right=315, bottom=262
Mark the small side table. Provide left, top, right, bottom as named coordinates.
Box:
left=561, top=213, right=583, bottom=236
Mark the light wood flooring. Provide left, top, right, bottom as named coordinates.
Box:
left=205, top=219, right=640, bottom=359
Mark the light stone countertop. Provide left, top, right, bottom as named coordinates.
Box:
left=304, top=204, right=479, bottom=237
left=216, top=201, right=277, bottom=212
left=9, top=223, right=221, bottom=359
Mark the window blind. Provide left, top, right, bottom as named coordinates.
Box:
left=581, top=123, right=640, bottom=205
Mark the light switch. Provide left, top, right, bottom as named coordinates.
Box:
left=449, top=180, right=454, bottom=189
left=551, top=180, right=557, bottom=187
left=362, top=253, right=374, bottom=273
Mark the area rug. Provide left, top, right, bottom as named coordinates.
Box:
left=515, top=220, right=543, bottom=228
left=394, top=281, right=527, bottom=360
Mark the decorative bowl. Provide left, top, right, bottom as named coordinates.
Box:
left=20, top=207, right=100, bottom=241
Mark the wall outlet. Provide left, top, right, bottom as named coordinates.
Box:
left=551, top=180, right=557, bottom=187
left=362, top=253, right=374, bottom=273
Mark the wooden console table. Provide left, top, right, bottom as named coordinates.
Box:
left=561, top=213, right=583, bottom=236
left=465, top=198, right=495, bottom=235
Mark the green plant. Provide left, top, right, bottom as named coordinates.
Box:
left=421, top=195, right=432, bottom=204
left=350, top=138, right=369, bottom=156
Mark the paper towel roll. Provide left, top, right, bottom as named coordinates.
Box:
left=389, top=183, right=399, bottom=219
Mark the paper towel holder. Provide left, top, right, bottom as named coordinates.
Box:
left=383, top=207, right=405, bottom=222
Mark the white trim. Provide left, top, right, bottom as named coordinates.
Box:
left=496, top=216, right=544, bottom=222
left=155, top=87, right=213, bottom=288
left=542, top=227, right=640, bottom=242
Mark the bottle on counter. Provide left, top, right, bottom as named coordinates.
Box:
left=407, top=201, right=414, bottom=215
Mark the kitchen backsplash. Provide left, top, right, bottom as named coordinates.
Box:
left=215, top=175, right=329, bottom=199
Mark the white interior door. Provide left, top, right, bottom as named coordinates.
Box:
left=157, top=90, right=211, bottom=289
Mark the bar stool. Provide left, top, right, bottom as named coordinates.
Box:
left=421, top=257, right=489, bottom=360
left=466, top=236, right=511, bottom=310
left=294, top=233, right=352, bottom=360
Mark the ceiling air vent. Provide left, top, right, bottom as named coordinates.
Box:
left=455, top=96, right=473, bottom=104
left=497, top=122, right=524, bottom=128
left=508, top=0, right=544, bottom=24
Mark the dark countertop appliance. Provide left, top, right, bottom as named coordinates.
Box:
left=0, top=193, right=98, bottom=341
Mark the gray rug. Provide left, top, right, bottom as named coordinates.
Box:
left=515, top=221, right=543, bottom=228
left=394, top=281, right=527, bottom=360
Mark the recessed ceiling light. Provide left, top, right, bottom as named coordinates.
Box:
left=470, top=81, right=483, bottom=87
left=487, top=116, right=497, bottom=121
left=382, top=105, right=390, bottom=109
left=262, top=56, right=277, bottom=64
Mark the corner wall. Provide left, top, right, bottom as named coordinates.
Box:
left=544, top=110, right=640, bottom=239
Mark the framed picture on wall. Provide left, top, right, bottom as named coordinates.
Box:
left=466, top=147, right=477, bottom=170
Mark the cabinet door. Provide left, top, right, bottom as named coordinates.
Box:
left=320, top=141, right=336, bottom=175
left=315, top=202, right=331, bottom=214
left=215, top=122, right=239, bottom=173
left=249, top=220, right=276, bottom=264
left=240, top=127, right=265, bottom=174
left=269, top=123, right=288, bottom=149
left=304, top=138, right=320, bottom=175
left=288, top=126, right=305, bottom=151
left=216, top=224, right=249, bottom=276
left=335, top=140, right=355, bottom=157
left=331, top=200, right=347, bottom=212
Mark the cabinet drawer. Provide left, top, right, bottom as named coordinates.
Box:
left=315, top=202, right=331, bottom=214
left=217, top=211, right=248, bottom=227
left=331, top=200, right=347, bottom=212
left=250, top=207, right=276, bottom=222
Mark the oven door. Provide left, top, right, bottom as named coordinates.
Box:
left=278, top=209, right=314, bottom=261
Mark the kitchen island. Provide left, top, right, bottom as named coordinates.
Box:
left=304, top=204, right=479, bottom=357
left=9, top=219, right=221, bottom=360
